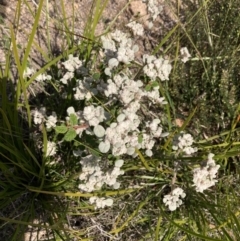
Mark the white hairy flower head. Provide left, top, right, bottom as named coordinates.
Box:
left=163, top=187, right=186, bottom=211
left=193, top=153, right=220, bottom=193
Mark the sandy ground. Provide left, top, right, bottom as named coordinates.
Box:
left=0, top=0, right=179, bottom=71
left=0, top=0, right=135, bottom=70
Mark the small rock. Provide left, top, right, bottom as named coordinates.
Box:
left=129, top=1, right=149, bottom=26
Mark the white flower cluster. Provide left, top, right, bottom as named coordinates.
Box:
left=23, top=67, right=35, bottom=78
left=180, top=47, right=191, bottom=63
left=65, top=106, right=107, bottom=135
left=35, top=73, right=52, bottom=82
left=96, top=73, right=167, bottom=156
left=45, top=141, right=57, bottom=157
left=45, top=112, right=57, bottom=129
left=83, top=105, right=106, bottom=127
left=74, top=77, right=98, bottom=100
left=193, top=153, right=220, bottom=193
left=32, top=108, right=57, bottom=129
left=89, top=196, right=113, bottom=209
left=78, top=156, right=124, bottom=193
left=101, top=30, right=139, bottom=76
left=142, top=0, right=163, bottom=20
left=126, top=21, right=144, bottom=36
left=143, top=54, right=172, bottom=81
left=99, top=114, right=165, bottom=156
left=23, top=67, right=52, bottom=81
left=172, top=133, right=198, bottom=155
left=60, top=54, right=82, bottom=84
left=33, top=107, right=46, bottom=125
left=163, top=187, right=186, bottom=211
left=162, top=154, right=220, bottom=211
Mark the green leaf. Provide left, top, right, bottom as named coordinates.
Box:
left=93, top=72, right=100, bottom=80
left=64, top=128, right=77, bottom=142
left=145, top=81, right=159, bottom=91
left=55, top=125, right=68, bottom=134
left=138, top=133, right=143, bottom=144
left=69, top=114, right=78, bottom=126
left=145, top=84, right=151, bottom=91
left=151, top=81, right=159, bottom=88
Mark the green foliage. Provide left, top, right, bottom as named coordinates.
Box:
left=68, top=114, right=78, bottom=126
left=55, top=125, right=68, bottom=134
left=63, top=128, right=77, bottom=142
left=145, top=81, right=159, bottom=91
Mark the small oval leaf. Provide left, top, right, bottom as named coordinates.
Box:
left=69, top=113, right=78, bottom=126
left=99, top=141, right=110, bottom=153
left=64, top=128, right=77, bottom=141
left=94, top=125, right=105, bottom=138
left=55, top=125, right=68, bottom=134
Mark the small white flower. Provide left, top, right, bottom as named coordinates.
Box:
left=83, top=105, right=106, bottom=126
left=46, top=112, right=57, bottom=129
left=163, top=187, right=186, bottom=211
left=112, top=142, right=127, bottom=156
left=67, top=106, right=76, bottom=116
left=143, top=54, right=172, bottom=81
left=79, top=155, right=124, bottom=193
left=173, top=133, right=197, bottom=155
left=180, top=47, right=191, bottom=63
left=108, top=58, right=119, bottom=69
left=23, top=67, right=35, bottom=78
left=193, top=153, right=220, bottom=192
left=89, top=196, right=114, bottom=209
left=183, top=146, right=198, bottom=155
left=33, top=107, right=46, bottom=125
left=111, top=30, right=128, bottom=43
left=148, top=21, right=153, bottom=29
left=145, top=0, right=163, bottom=20
left=60, top=71, right=74, bottom=84
left=35, top=73, right=52, bottom=82
left=126, top=21, right=144, bottom=36
left=113, top=182, right=121, bottom=189
left=89, top=196, right=97, bottom=204
left=148, top=119, right=161, bottom=131
left=154, top=58, right=172, bottom=81
left=74, top=78, right=95, bottom=100
left=104, top=79, right=118, bottom=97
left=117, top=47, right=135, bottom=64
left=45, top=141, right=57, bottom=157
left=101, top=35, right=116, bottom=51
left=62, top=54, right=82, bottom=72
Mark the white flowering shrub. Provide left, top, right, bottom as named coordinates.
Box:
left=17, top=2, right=223, bottom=215
left=24, top=27, right=222, bottom=210
left=3, top=0, right=239, bottom=240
